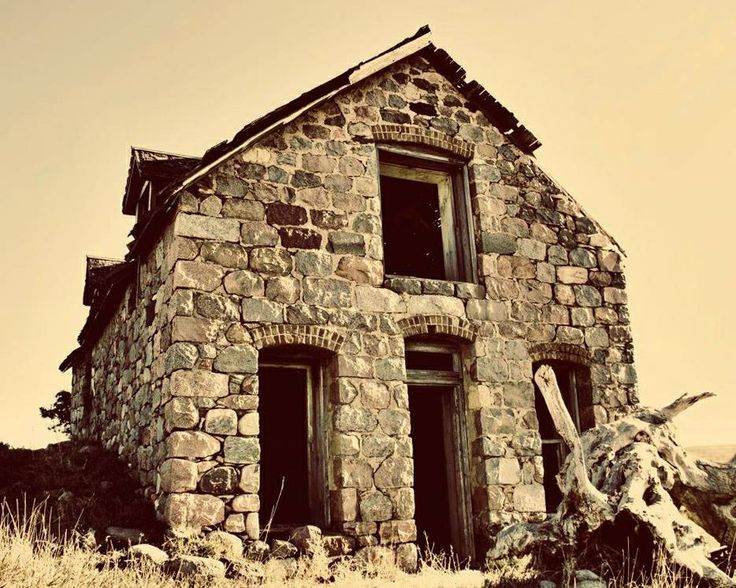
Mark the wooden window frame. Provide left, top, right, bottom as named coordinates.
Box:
left=533, top=360, right=593, bottom=513
left=259, top=356, right=330, bottom=529
left=405, top=340, right=476, bottom=562
left=378, top=147, right=477, bottom=283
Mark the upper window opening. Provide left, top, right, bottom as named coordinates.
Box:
left=379, top=150, right=474, bottom=282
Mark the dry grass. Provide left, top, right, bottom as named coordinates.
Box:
left=0, top=500, right=489, bottom=588
left=1, top=501, right=726, bottom=588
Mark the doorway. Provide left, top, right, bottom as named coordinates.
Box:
left=405, top=342, right=474, bottom=561
left=258, top=361, right=326, bottom=529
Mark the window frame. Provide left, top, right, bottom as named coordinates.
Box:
left=405, top=340, right=476, bottom=562
left=377, top=146, right=477, bottom=284
left=533, top=360, right=594, bottom=513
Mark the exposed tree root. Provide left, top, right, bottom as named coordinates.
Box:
left=488, top=365, right=736, bottom=587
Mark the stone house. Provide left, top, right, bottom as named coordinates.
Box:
left=60, top=27, right=637, bottom=565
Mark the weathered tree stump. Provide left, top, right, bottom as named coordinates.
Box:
left=487, top=364, right=736, bottom=587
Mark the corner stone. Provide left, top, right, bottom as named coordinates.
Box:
left=162, top=493, right=226, bottom=531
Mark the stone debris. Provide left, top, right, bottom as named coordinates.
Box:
left=163, top=554, right=227, bottom=579
left=269, top=538, right=298, bottom=559
left=203, top=530, right=243, bottom=560
left=127, top=543, right=169, bottom=566
left=290, top=525, right=323, bottom=555
left=244, top=539, right=270, bottom=561
left=105, top=526, right=145, bottom=547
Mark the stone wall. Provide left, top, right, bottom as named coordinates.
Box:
left=72, top=53, right=637, bottom=561
left=70, top=222, right=180, bottom=491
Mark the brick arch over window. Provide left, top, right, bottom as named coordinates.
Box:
left=397, top=315, right=478, bottom=343
left=371, top=124, right=474, bottom=160
left=249, top=324, right=345, bottom=352
left=529, top=343, right=592, bottom=367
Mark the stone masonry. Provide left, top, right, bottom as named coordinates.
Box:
left=63, top=32, right=637, bottom=564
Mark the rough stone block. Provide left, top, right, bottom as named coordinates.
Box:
left=302, top=277, right=352, bottom=307
left=164, top=397, right=200, bottom=432
left=334, top=457, right=373, bottom=489
left=162, top=493, right=225, bottom=531
left=359, top=490, right=393, bottom=522
left=240, top=221, right=279, bottom=247
left=239, top=464, right=260, bottom=493
left=223, top=437, right=260, bottom=464
left=334, top=406, right=378, bottom=433
left=512, top=484, right=546, bottom=512
left=466, top=299, right=507, bottom=321
left=241, top=299, right=283, bottom=323
left=200, top=466, right=239, bottom=494
left=175, top=213, right=240, bottom=242
left=159, top=458, right=198, bottom=493
left=377, top=409, right=410, bottom=435
left=355, top=286, right=403, bottom=312
left=294, top=250, right=333, bottom=276
left=482, top=457, right=521, bottom=485
left=200, top=242, right=249, bottom=269
left=166, top=431, right=220, bottom=458
left=374, top=456, right=413, bottom=489
left=406, top=295, right=464, bottom=317
left=328, top=231, right=365, bottom=255
left=173, top=261, right=225, bottom=291
left=194, top=293, right=239, bottom=321
left=165, top=343, right=199, bottom=374
left=557, top=266, right=588, bottom=284
left=331, top=488, right=358, bottom=522
left=265, top=276, right=301, bottom=303
left=222, top=199, right=264, bottom=220
left=266, top=202, right=307, bottom=225
left=481, top=232, right=517, bottom=254
left=170, top=369, right=229, bottom=398
left=337, top=257, right=383, bottom=286
left=250, top=248, right=293, bottom=275
left=204, top=408, right=238, bottom=435
left=213, top=345, right=258, bottom=373
left=171, top=317, right=218, bottom=343
left=223, top=270, right=264, bottom=297
left=245, top=512, right=259, bottom=540
left=224, top=513, right=246, bottom=533
left=231, top=493, right=260, bottom=512
left=378, top=520, right=417, bottom=544
left=238, top=412, right=259, bottom=436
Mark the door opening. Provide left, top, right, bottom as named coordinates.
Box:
left=259, top=364, right=320, bottom=528
left=405, top=342, right=474, bottom=561
left=409, top=384, right=455, bottom=553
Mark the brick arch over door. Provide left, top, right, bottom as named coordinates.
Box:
left=249, top=324, right=345, bottom=353
left=371, top=124, right=474, bottom=160
left=529, top=343, right=592, bottom=367
left=397, top=315, right=478, bottom=343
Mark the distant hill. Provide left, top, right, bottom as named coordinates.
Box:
left=687, top=445, right=736, bottom=463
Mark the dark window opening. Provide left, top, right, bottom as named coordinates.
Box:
left=381, top=175, right=445, bottom=279
left=145, top=296, right=156, bottom=326
left=82, top=363, right=92, bottom=422
left=379, top=150, right=474, bottom=282
left=258, top=359, right=327, bottom=530
left=533, top=360, right=594, bottom=512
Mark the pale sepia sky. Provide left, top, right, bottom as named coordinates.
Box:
left=0, top=1, right=733, bottom=449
